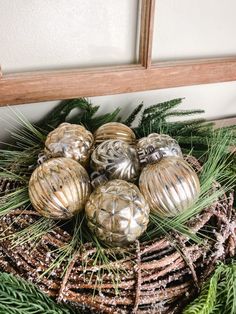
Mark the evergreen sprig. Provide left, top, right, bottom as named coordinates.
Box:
left=0, top=272, right=75, bottom=314
left=183, top=262, right=236, bottom=314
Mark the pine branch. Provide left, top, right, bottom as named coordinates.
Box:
left=183, top=262, right=236, bottom=314
left=162, top=109, right=205, bottom=119
left=141, top=98, right=183, bottom=117
left=124, top=102, right=143, bottom=127
left=0, top=272, right=75, bottom=314
left=38, top=98, right=94, bottom=130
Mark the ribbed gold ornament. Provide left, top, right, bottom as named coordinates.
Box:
left=44, top=122, right=94, bottom=166
left=94, top=122, right=136, bottom=146
left=139, top=157, right=200, bottom=217
left=91, top=139, right=140, bottom=182
left=85, top=179, right=149, bottom=246
left=137, top=133, right=182, bottom=165
left=29, top=158, right=91, bottom=219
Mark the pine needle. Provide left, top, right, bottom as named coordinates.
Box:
left=183, top=262, right=236, bottom=314
left=0, top=272, right=75, bottom=314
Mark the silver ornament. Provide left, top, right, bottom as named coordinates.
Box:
left=139, top=157, right=200, bottom=217
left=29, top=157, right=91, bottom=219
left=137, top=133, right=182, bottom=165
left=94, top=122, right=136, bottom=146
left=85, top=179, right=150, bottom=246
left=44, top=122, right=94, bottom=167
left=91, top=140, right=140, bottom=182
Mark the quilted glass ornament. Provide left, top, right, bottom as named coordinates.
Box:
left=85, top=179, right=150, bottom=246
left=29, top=157, right=91, bottom=219
left=137, top=133, right=182, bottom=165
left=44, top=122, right=94, bottom=166
left=139, top=157, right=200, bottom=217
left=91, top=139, right=140, bottom=182
left=94, top=122, right=136, bottom=146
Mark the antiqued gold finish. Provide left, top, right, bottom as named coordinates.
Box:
left=44, top=123, right=94, bottom=167
left=94, top=122, right=136, bottom=146
left=139, top=157, right=200, bottom=217
left=85, top=179, right=149, bottom=246
left=137, top=133, right=182, bottom=165
left=91, top=140, right=140, bottom=182
left=29, top=157, right=91, bottom=219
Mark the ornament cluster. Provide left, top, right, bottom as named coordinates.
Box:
left=28, top=121, right=200, bottom=247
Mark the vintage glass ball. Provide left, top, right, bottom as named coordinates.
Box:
left=94, top=122, right=136, bottom=146
left=139, top=157, right=200, bottom=217
left=137, top=133, right=182, bottom=165
left=29, top=158, right=91, bottom=219
left=85, top=179, right=150, bottom=246
left=44, top=122, right=94, bottom=166
left=91, top=139, right=140, bottom=182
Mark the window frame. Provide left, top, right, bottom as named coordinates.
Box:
left=0, top=0, right=236, bottom=106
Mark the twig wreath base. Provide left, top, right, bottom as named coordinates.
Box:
left=0, top=158, right=235, bottom=314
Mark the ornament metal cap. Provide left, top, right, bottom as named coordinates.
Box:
left=137, top=145, right=164, bottom=165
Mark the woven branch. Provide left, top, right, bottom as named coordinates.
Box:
left=0, top=157, right=235, bottom=313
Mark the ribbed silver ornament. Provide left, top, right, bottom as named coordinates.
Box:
left=139, top=157, right=200, bottom=217
left=94, top=122, right=136, bottom=146
left=29, top=157, right=91, bottom=219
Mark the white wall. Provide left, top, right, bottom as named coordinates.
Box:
left=0, top=0, right=236, bottom=141
left=153, top=0, right=236, bottom=61
left=0, top=0, right=138, bottom=73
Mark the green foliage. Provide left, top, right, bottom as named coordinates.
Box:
left=0, top=187, right=30, bottom=216
left=0, top=272, right=75, bottom=314
left=124, top=102, right=143, bottom=127
left=39, top=98, right=121, bottom=132
left=183, top=262, right=236, bottom=314
left=0, top=97, right=235, bottom=312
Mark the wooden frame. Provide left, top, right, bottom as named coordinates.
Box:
left=0, top=0, right=236, bottom=107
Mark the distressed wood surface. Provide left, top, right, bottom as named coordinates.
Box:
left=1, top=57, right=236, bottom=106
left=139, top=0, right=155, bottom=68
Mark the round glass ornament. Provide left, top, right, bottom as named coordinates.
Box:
left=29, top=157, right=91, bottom=219
left=85, top=179, right=150, bottom=246
left=137, top=133, right=182, bottom=165
left=94, top=122, right=136, bottom=146
left=44, top=122, right=94, bottom=167
left=139, top=157, right=200, bottom=217
left=91, top=139, right=140, bottom=182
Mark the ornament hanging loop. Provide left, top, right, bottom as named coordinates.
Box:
left=37, top=152, right=48, bottom=165
left=91, top=171, right=108, bottom=189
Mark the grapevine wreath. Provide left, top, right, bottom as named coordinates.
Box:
left=0, top=98, right=235, bottom=314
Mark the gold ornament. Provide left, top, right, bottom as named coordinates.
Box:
left=139, top=157, right=200, bottom=217
left=29, top=158, right=91, bottom=219
left=44, top=122, right=94, bottom=167
left=85, top=179, right=149, bottom=246
left=94, top=122, right=136, bottom=146
left=91, top=140, right=140, bottom=182
left=137, top=133, right=182, bottom=165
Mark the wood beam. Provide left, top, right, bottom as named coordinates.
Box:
left=1, top=57, right=236, bottom=106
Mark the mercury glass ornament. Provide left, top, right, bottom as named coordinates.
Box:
left=29, top=158, right=91, bottom=219
left=94, top=122, right=136, bottom=146
left=137, top=133, right=182, bottom=165
left=85, top=179, right=149, bottom=246
left=139, top=157, right=200, bottom=217
left=91, top=139, right=140, bottom=182
left=44, top=122, right=94, bottom=167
